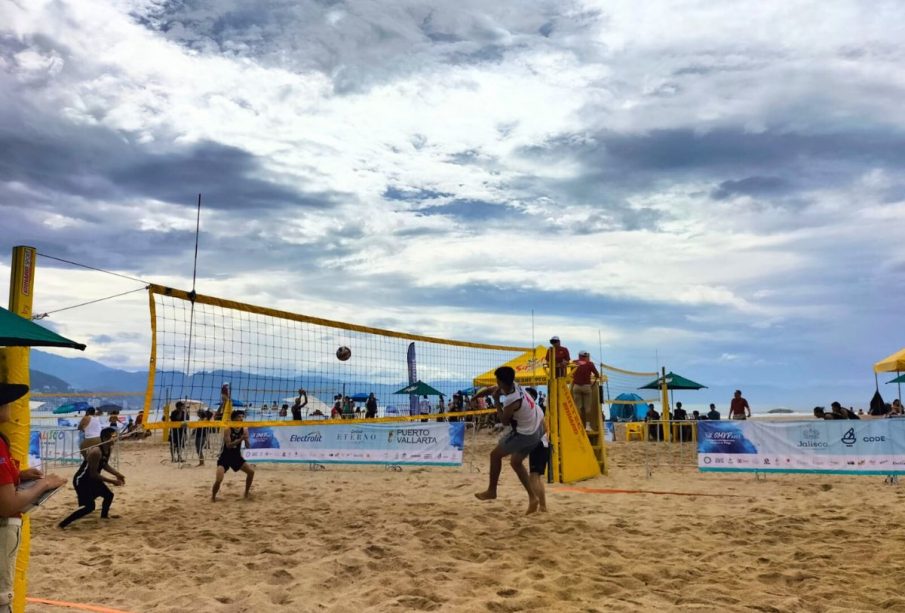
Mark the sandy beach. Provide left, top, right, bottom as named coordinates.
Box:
left=24, top=433, right=905, bottom=613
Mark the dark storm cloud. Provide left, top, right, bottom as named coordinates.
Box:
left=522, top=128, right=905, bottom=175
left=711, top=176, right=792, bottom=200
left=511, top=128, right=905, bottom=224
left=0, top=126, right=342, bottom=211
left=133, top=1, right=594, bottom=93
left=382, top=186, right=453, bottom=201
left=417, top=199, right=522, bottom=221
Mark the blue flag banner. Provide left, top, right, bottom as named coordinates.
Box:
left=245, top=422, right=466, bottom=466
left=698, top=420, right=905, bottom=475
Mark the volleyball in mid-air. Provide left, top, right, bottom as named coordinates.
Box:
left=336, top=345, right=352, bottom=361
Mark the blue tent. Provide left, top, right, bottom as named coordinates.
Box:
left=609, top=393, right=648, bottom=421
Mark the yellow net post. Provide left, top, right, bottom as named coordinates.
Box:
left=0, top=246, right=36, bottom=613
left=660, top=366, right=671, bottom=442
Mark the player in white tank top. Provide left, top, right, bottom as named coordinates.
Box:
left=473, top=366, right=545, bottom=514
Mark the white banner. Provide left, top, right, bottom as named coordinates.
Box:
left=243, top=422, right=466, bottom=466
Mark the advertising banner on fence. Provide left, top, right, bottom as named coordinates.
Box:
left=32, top=427, right=82, bottom=465
left=698, top=420, right=905, bottom=475
left=244, top=422, right=466, bottom=466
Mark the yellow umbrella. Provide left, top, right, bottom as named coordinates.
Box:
left=473, top=345, right=548, bottom=387
left=874, top=348, right=905, bottom=373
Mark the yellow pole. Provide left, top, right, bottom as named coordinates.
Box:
left=0, top=246, right=37, bottom=613
left=547, top=345, right=561, bottom=483
left=660, top=366, right=671, bottom=443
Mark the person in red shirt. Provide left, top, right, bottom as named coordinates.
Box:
left=546, top=336, right=571, bottom=378
left=571, top=351, right=600, bottom=425
left=0, top=383, right=66, bottom=611
left=729, top=390, right=751, bottom=420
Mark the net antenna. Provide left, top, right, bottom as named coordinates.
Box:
left=183, top=194, right=203, bottom=398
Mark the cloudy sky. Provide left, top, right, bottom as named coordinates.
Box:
left=2, top=0, right=904, bottom=408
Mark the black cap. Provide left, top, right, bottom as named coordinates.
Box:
left=0, top=383, right=29, bottom=406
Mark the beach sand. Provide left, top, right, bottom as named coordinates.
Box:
left=25, top=433, right=905, bottom=612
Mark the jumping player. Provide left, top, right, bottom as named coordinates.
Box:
left=59, top=427, right=125, bottom=528
left=473, top=366, right=545, bottom=513
left=211, top=410, right=255, bottom=501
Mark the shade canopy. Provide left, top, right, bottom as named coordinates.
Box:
left=887, top=373, right=905, bottom=384
left=393, top=381, right=443, bottom=396
left=473, top=345, right=548, bottom=387
left=0, top=306, right=86, bottom=350
left=53, top=401, right=90, bottom=414
left=875, top=348, right=905, bottom=373
left=639, top=371, right=707, bottom=391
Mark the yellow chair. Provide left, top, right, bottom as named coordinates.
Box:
left=625, top=422, right=645, bottom=441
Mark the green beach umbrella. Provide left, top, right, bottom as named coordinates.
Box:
left=639, top=371, right=707, bottom=390
left=393, top=380, right=444, bottom=396
left=886, top=373, right=905, bottom=384
left=0, top=306, right=86, bottom=350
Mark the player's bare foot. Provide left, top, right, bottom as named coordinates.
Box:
left=539, top=505, right=547, bottom=512
left=101, top=515, right=121, bottom=520
left=474, top=490, right=497, bottom=501
left=526, top=497, right=539, bottom=515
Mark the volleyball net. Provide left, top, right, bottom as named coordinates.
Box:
left=141, top=284, right=530, bottom=429
left=599, top=362, right=659, bottom=420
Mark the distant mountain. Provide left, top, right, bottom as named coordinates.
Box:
left=28, top=369, right=72, bottom=392
left=30, top=350, right=148, bottom=392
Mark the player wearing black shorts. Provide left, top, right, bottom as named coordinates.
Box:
left=211, top=411, right=255, bottom=501
left=59, top=427, right=125, bottom=528
left=525, top=387, right=549, bottom=513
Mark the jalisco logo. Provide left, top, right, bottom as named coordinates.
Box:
left=798, top=426, right=827, bottom=448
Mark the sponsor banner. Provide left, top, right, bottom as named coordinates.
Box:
left=244, top=422, right=466, bottom=466
left=32, top=427, right=82, bottom=465
left=698, top=420, right=905, bottom=474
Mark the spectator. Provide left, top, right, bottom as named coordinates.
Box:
left=419, top=395, right=431, bottom=423
left=813, top=407, right=829, bottom=419
left=78, top=407, right=103, bottom=459
left=538, top=392, right=546, bottom=411
left=673, top=402, right=688, bottom=421
left=292, top=388, right=308, bottom=420
left=108, top=411, right=121, bottom=432
left=887, top=401, right=904, bottom=418
left=706, top=404, right=720, bottom=420
left=729, top=390, right=751, bottom=420
left=169, top=401, right=188, bottom=463
left=365, top=393, right=378, bottom=419
left=831, top=401, right=859, bottom=420
left=692, top=410, right=701, bottom=420
left=645, top=404, right=662, bottom=441
left=331, top=397, right=342, bottom=420
left=857, top=408, right=865, bottom=416
left=279, top=403, right=288, bottom=418
left=570, top=351, right=599, bottom=426
left=546, top=336, right=571, bottom=378
left=194, top=407, right=211, bottom=466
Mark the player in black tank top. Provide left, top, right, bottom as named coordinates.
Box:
left=59, top=428, right=126, bottom=528
left=211, top=411, right=255, bottom=501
